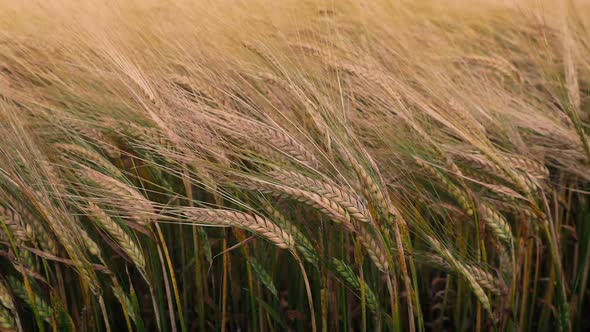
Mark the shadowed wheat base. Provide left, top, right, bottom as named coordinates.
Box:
left=0, top=0, right=589, bottom=331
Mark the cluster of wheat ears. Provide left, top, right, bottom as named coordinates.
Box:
left=0, top=0, right=589, bottom=331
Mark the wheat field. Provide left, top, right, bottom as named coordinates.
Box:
left=0, top=0, right=589, bottom=331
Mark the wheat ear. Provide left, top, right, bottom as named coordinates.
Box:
left=502, top=155, right=549, bottom=179
left=260, top=200, right=319, bottom=264
left=460, top=55, right=523, bottom=83
left=251, top=126, right=320, bottom=168
left=110, top=120, right=177, bottom=154
left=78, top=166, right=154, bottom=225
left=180, top=207, right=295, bottom=250
left=355, top=226, right=390, bottom=273
left=0, top=305, right=15, bottom=331
left=57, top=115, right=121, bottom=159
left=269, top=170, right=371, bottom=223
left=416, top=157, right=513, bottom=242
left=451, top=151, right=538, bottom=190
left=87, top=202, right=146, bottom=271
left=223, top=122, right=320, bottom=168
left=54, top=143, right=122, bottom=178
left=415, top=157, right=473, bottom=216
left=8, top=276, right=53, bottom=323
left=0, top=205, right=33, bottom=242
left=332, top=258, right=381, bottom=315
left=250, top=180, right=355, bottom=232
left=480, top=203, right=513, bottom=243
left=426, top=235, right=492, bottom=314
left=424, top=254, right=501, bottom=295
left=1, top=195, right=59, bottom=254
